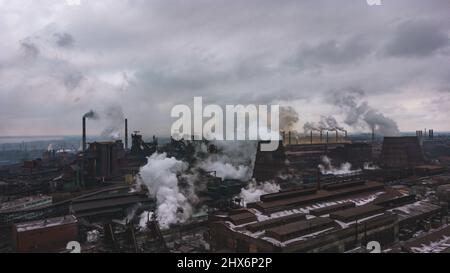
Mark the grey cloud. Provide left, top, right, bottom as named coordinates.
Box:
left=53, top=32, right=75, bottom=48
left=20, top=40, right=40, bottom=59
left=63, top=71, right=84, bottom=91
left=288, top=37, right=372, bottom=70
left=1, top=1, right=450, bottom=136
left=327, top=87, right=400, bottom=136
left=384, top=20, right=450, bottom=58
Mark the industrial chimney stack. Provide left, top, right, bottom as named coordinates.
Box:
left=371, top=126, right=375, bottom=144
left=82, top=116, right=86, bottom=153
left=125, top=118, right=128, bottom=150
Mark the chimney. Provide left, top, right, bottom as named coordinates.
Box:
left=125, top=118, right=128, bottom=150
left=320, top=131, right=323, bottom=143
left=310, top=131, right=313, bottom=144
left=326, top=131, right=329, bottom=144
left=82, top=116, right=86, bottom=153
left=371, top=126, right=375, bottom=144
left=289, top=131, right=292, bottom=145
left=345, top=130, right=348, bottom=141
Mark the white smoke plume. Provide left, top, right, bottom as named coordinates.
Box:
left=304, top=115, right=344, bottom=134
left=319, top=156, right=356, bottom=175
left=196, top=141, right=257, bottom=181
left=138, top=211, right=154, bottom=232
left=138, top=153, right=192, bottom=229
left=280, top=106, right=300, bottom=132
left=363, top=162, right=380, bottom=170
left=328, top=88, right=400, bottom=136
left=239, top=181, right=281, bottom=205
left=199, top=160, right=250, bottom=181
left=303, top=121, right=321, bottom=133
left=100, top=105, right=125, bottom=140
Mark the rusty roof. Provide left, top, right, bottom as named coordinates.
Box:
left=330, top=204, right=385, bottom=223
left=15, top=215, right=77, bottom=232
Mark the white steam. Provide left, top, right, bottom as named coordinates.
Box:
left=138, top=153, right=192, bottom=229
left=200, top=160, right=250, bottom=181
left=197, top=141, right=257, bottom=181
left=319, top=156, right=355, bottom=175
left=239, top=181, right=281, bottom=205
left=363, top=162, right=380, bottom=170
left=138, top=211, right=154, bottom=231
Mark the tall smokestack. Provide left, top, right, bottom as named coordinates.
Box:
left=310, top=131, right=313, bottom=144
left=320, top=131, right=323, bottom=143
left=82, top=117, right=86, bottom=153
left=371, top=126, right=375, bottom=144
left=125, top=118, right=128, bottom=150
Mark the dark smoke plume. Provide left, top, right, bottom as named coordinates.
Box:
left=83, top=110, right=99, bottom=119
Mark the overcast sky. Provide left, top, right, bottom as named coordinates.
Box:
left=0, top=0, right=449, bottom=137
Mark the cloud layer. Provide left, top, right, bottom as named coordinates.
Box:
left=0, top=0, right=449, bottom=136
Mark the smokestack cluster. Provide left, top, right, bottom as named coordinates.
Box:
left=417, top=129, right=435, bottom=140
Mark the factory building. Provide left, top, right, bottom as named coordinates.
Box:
left=380, top=137, right=425, bottom=169
left=209, top=178, right=445, bottom=253
left=84, top=141, right=126, bottom=179
left=12, top=215, right=78, bottom=253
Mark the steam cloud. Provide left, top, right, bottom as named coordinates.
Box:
left=280, top=106, right=300, bottom=132
left=138, top=153, right=192, bottom=229
left=303, top=115, right=345, bottom=134
left=197, top=140, right=258, bottom=181
left=239, top=181, right=281, bottom=205
left=319, top=156, right=355, bottom=175
left=100, top=105, right=125, bottom=140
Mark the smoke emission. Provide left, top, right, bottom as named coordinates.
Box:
left=319, top=156, right=356, bottom=175
left=83, top=110, right=99, bottom=120
left=280, top=106, right=300, bottom=132
left=100, top=105, right=125, bottom=140
left=304, top=115, right=344, bottom=134
left=239, top=181, right=280, bottom=205
left=138, top=211, right=154, bottom=231
left=138, top=153, right=192, bottom=229
left=197, top=141, right=257, bottom=181
left=329, top=88, right=400, bottom=136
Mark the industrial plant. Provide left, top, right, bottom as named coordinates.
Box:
left=1, top=115, right=450, bottom=253
left=1, top=0, right=450, bottom=257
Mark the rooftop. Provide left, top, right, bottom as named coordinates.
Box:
left=15, top=215, right=77, bottom=232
